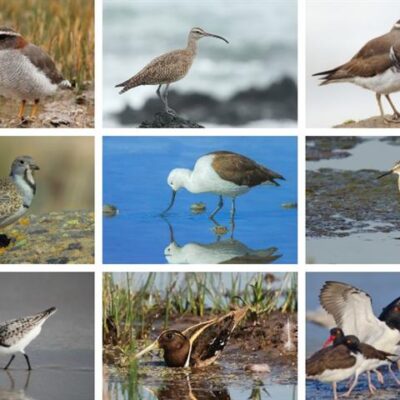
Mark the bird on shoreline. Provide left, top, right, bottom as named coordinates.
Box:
left=115, top=27, right=229, bottom=115
left=0, top=27, right=71, bottom=121
left=0, top=156, right=40, bottom=248
left=0, top=307, right=57, bottom=370
left=313, top=20, right=400, bottom=123
left=134, top=307, right=248, bottom=368
left=377, top=160, right=400, bottom=192
left=162, top=151, right=284, bottom=219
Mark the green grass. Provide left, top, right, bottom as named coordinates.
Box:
left=0, top=0, right=94, bottom=89
left=103, top=272, right=297, bottom=360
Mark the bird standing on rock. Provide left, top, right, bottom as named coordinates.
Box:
left=116, top=27, right=229, bottom=115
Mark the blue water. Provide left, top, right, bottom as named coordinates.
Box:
left=103, top=136, right=297, bottom=264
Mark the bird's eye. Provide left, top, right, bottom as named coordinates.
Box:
left=20, top=160, right=24, bottom=164
left=166, top=332, right=174, bottom=340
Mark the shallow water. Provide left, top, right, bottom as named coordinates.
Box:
left=103, top=136, right=297, bottom=264
left=306, top=273, right=400, bottom=399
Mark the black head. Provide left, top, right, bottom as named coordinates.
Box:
left=323, top=327, right=345, bottom=347
left=343, top=335, right=361, bottom=352
left=379, top=296, right=400, bottom=331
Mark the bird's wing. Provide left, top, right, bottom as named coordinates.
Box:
left=0, top=178, right=23, bottom=224
left=306, top=345, right=355, bottom=377
left=209, top=151, right=284, bottom=187
left=319, top=281, right=386, bottom=343
left=21, top=43, right=65, bottom=85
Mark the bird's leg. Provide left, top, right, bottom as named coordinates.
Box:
left=367, top=371, right=377, bottom=394
left=156, top=84, right=163, bottom=102
left=18, top=100, right=26, bottom=120
left=23, top=354, right=32, bottom=370
left=389, top=363, right=400, bottom=385
left=230, top=198, right=236, bottom=238
left=385, top=94, right=400, bottom=122
left=376, top=93, right=388, bottom=123
left=343, top=373, right=359, bottom=397
left=4, top=355, right=16, bottom=370
left=163, top=84, right=177, bottom=116
left=332, top=382, right=338, bottom=400
left=209, top=196, right=224, bottom=219
left=375, top=369, right=384, bottom=385
left=30, top=99, right=40, bottom=120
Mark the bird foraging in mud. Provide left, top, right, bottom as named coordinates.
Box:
left=115, top=27, right=229, bottom=115
left=0, top=27, right=71, bottom=121
left=134, top=307, right=248, bottom=368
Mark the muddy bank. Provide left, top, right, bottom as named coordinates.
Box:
left=0, top=85, right=94, bottom=129
left=0, top=210, right=94, bottom=264
left=306, top=137, right=364, bottom=161
left=307, top=169, right=400, bottom=237
left=112, top=77, right=297, bottom=127
left=334, top=115, right=400, bottom=128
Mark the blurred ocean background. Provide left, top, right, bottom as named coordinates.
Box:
left=103, top=0, right=297, bottom=127
left=307, top=0, right=400, bottom=127
left=103, top=136, right=297, bottom=264
left=0, top=137, right=94, bottom=214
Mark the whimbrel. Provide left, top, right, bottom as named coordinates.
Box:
left=313, top=20, right=400, bottom=123
left=162, top=151, right=284, bottom=219
left=115, top=27, right=229, bottom=115
left=377, top=160, right=400, bottom=191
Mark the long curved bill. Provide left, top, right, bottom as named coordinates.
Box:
left=161, top=190, right=177, bottom=215
left=205, top=32, right=229, bottom=44
left=377, top=171, right=392, bottom=179
left=134, top=340, right=159, bottom=359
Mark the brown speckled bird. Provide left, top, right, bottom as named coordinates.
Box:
left=134, top=307, right=249, bottom=368
left=0, top=156, right=39, bottom=247
left=115, top=27, right=229, bottom=115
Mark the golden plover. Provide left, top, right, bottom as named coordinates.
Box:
left=313, top=20, right=400, bottom=123
left=0, top=27, right=71, bottom=121
left=116, top=27, right=228, bottom=115
left=0, top=307, right=56, bottom=370
left=0, top=156, right=39, bottom=247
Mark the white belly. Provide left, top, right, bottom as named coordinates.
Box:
left=0, top=325, right=41, bottom=355
left=0, top=49, right=58, bottom=100
left=353, top=68, right=400, bottom=94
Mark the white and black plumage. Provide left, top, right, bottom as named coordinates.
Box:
left=0, top=307, right=57, bottom=370
left=0, top=27, right=71, bottom=120
left=0, top=156, right=39, bottom=247
left=313, top=20, right=400, bottom=123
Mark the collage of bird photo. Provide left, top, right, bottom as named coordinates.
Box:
left=0, top=0, right=399, bottom=399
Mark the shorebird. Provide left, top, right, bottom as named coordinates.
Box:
left=377, top=160, right=400, bottom=191
left=0, top=156, right=40, bottom=247
left=319, top=281, right=400, bottom=386
left=0, top=27, right=71, bottom=121
left=0, top=307, right=57, bottom=370
left=307, top=335, right=364, bottom=400
left=115, top=27, right=229, bottom=115
left=323, top=328, right=395, bottom=395
left=313, top=20, right=400, bottom=123
left=162, top=151, right=285, bottom=219
left=134, top=307, right=248, bottom=368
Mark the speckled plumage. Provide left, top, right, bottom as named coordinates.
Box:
left=116, top=27, right=228, bottom=114
left=0, top=177, right=24, bottom=228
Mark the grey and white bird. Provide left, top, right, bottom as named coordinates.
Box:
left=377, top=160, right=400, bottom=192
left=313, top=20, right=400, bottom=123
left=115, top=27, right=229, bottom=115
left=0, top=27, right=71, bottom=121
left=0, top=307, right=57, bottom=370
left=0, top=156, right=40, bottom=247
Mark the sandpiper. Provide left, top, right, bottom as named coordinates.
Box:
left=162, top=151, right=284, bottom=219
left=313, top=20, right=400, bottom=123
left=0, top=307, right=57, bottom=370
left=0, top=156, right=39, bottom=247
left=134, top=307, right=248, bottom=368
left=116, top=27, right=228, bottom=115
left=377, top=160, right=400, bottom=191
left=0, top=27, right=71, bottom=121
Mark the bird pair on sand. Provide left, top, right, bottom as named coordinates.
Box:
left=307, top=281, right=400, bottom=400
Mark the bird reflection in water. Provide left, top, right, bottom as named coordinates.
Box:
left=163, top=218, right=281, bottom=264
left=0, top=370, right=33, bottom=400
